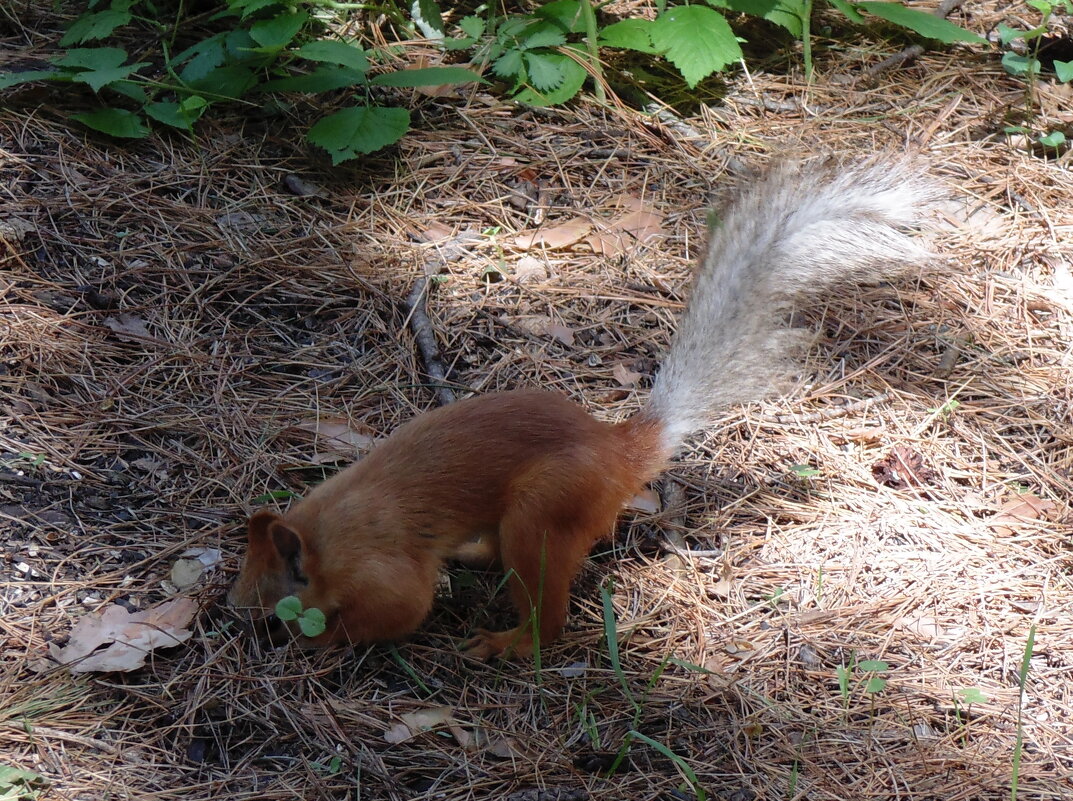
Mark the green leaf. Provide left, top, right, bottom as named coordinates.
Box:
left=61, top=9, right=132, bottom=46
left=53, top=46, right=126, bottom=69
left=523, top=52, right=564, bottom=91
left=1055, top=59, right=1073, bottom=82
left=1038, top=130, right=1066, bottom=147
left=599, top=19, right=657, bottom=53
left=176, top=34, right=227, bottom=83
left=275, top=595, right=302, bottom=621
left=858, top=660, right=889, bottom=671
left=459, top=15, right=485, bottom=38
left=493, top=49, right=525, bottom=79
left=1001, top=52, right=1040, bottom=76
left=827, top=0, right=865, bottom=23
left=414, top=0, right=444, bottom=34
left=188, top=64, right=258, bottom=99
left=370, top=66, right=484, bottom=87
left=997, top=23, right=1022, bottom=45
left=855, top=2, right=987, bottom=44
left=865, top=676, right=887, bottom=693
left=145, top=96, right=207, bottom=130
left=250, top=11, right=309, bottom=50
left=236, top=0, right=285, bottom=18
left=836, top=664, right=851, bottom=699
left=107, top=79, right=146, bottom=102
left=513, top=48, right=587, bottom=106
left=957, top=687, right=988, bottom=704
left=296, top=40, right=369, bottom=71
left=298, top=607, right=327, bottom=637
left=71, top=108, right=149, bottom=138
left=651, top=6, right=742, bottom=88
left=534, top=0, right=585, bottom=33
left=307, top=105, right=411, bottom=163
left=521, top=27, right=568, bottom=50
left=54, top=47, right=146, bottom=92
left=263, top=65, right=368, bottom=93
left=718, top=0, right=806, bottom=37
left=0, top=70, right=61, bottom=90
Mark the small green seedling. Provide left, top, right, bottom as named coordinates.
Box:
left=858, top=660, right=889, bottom=694
left=275, top=595, right=326, bottom=638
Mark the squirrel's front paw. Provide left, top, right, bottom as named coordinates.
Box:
left=461, top=627, right=533, bottom=660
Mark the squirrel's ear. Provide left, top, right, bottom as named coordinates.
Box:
left=268, top=520, right=302, bottom=562
left=247, top=509, right=282, bottom=546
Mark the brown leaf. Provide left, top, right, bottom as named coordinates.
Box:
left=103, top=314, right=150, bottom=341
left=510, top=316, right=575, bottom=346
left=991, top=493, right=1058, bottom=536
left=49, top=598, right=197, bottom=673
left=545, top=323, right=575, bottom=347
left=872, top=446, right=936, bottom=489
left=512, top=255, right=548, bottom=284
left=289, top=418, right=375, bottom=464
left=384, top=707, right=459, bottom=744
left=612, top=362, right=644, bottom=387
left=415, top=222, right=454, bottom=242
left=512, top=218, right=592, bottom=250
left=584, top=202, right=665, bottom=256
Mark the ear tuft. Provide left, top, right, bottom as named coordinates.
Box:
left=247, top=509, right=282, bottom=544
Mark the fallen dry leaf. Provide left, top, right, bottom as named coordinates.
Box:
left=131, top=455, right=168, bottom=478
left=544, top=323, right=575, bottom=347
left=510, top=316, right=576, bottom=346
left=612, top=362, right=644, bottom=387
left=289, top=418, right=375, bottom=464
left=512, top=255, right=548, bottom=283
left=384, top=707, right=462, bottom=745
left=584, top=202, right=666, bottom=256
left=49, top=597, right=197, bottom=673
left=103, top=314, right=151, bottom=341
left=170, top=559, right=203, bottom=590
left=991, top=493, right=1058, bottom=536
left=512, top=217, right=591, bottom=250
left=872, top=446, right=936, bottom=489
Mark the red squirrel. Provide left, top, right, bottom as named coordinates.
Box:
left=229, top=157, right=938, bottom=659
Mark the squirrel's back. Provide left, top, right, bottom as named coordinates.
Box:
left=639, top=157, right=939, bottom=450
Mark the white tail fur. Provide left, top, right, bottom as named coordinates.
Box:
left=643, top=157, right=940, bottom=450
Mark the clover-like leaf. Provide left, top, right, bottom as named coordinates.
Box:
left=298, top=607, right=327, bottom=638
left=275, top=595, right=303, bottom=622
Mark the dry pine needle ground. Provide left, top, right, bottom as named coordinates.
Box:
left=1, top=2, right=1072, bottom=799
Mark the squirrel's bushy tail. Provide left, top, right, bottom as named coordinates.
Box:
left=642, top=156, right=940, bottom=451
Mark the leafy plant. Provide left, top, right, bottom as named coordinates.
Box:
left=1, top=0, right=989, bottom=157
left=837, top=655, right=890, bottom=706
left=0, top=0, right=482, bottom=162
left=275, top=595, right=327, bottom=638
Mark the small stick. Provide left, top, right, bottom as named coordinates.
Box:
left=762, top=392, right=891, bottom=425
left=402, top=276, right=457, bottom=407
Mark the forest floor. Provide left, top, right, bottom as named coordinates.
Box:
left=1, top=2, right=1071, bottom=800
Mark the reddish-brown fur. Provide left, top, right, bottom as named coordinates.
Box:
left=229, top=389, right=669, bottom=658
